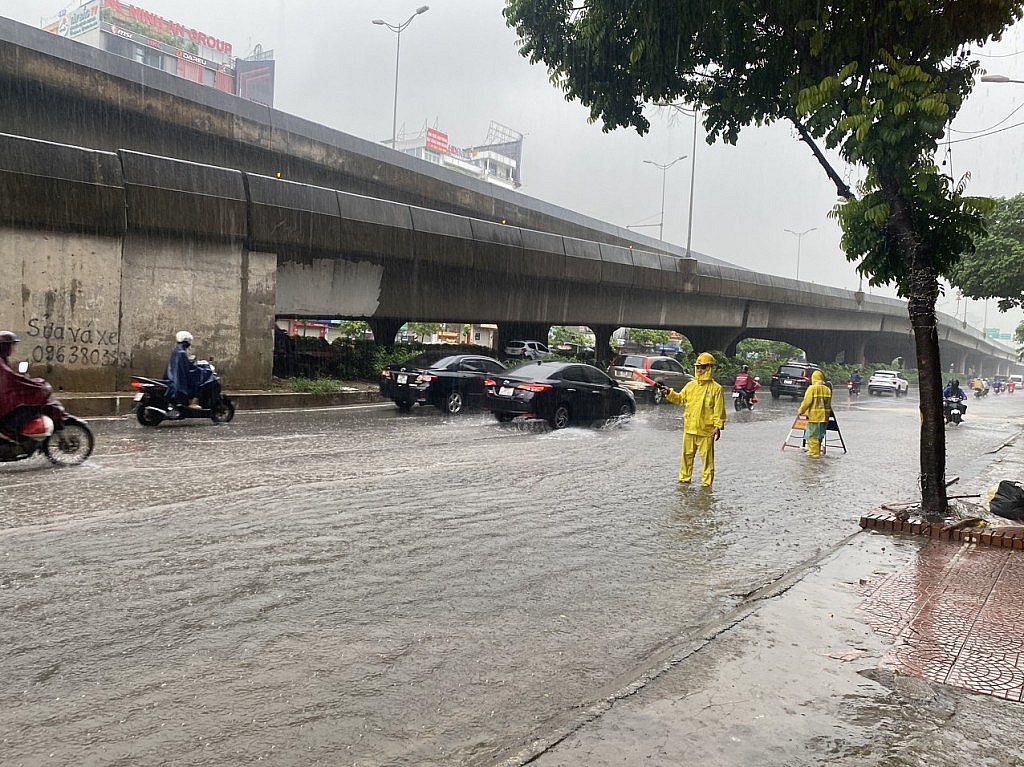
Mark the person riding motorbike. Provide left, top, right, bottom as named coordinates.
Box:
left=848, top=370, right=863, bottom=394
left=165, top=331, right=220, bottom=412
left=731, top=364, right=759, bottom=406
left=943, top=379, right=967, bottom=418
left=0, top=331, right=64, bottom=439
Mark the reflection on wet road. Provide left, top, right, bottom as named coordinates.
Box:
left=2, top=390, right=1022, bottom=765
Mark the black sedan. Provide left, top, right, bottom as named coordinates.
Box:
left=484, top=361, right=636, bottom=429
left=380, top=353, right=508, bottom=414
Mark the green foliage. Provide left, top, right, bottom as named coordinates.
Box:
left=735, top=338, right=802, bottom=363
left=287, top=377, right=350, bottom=394
left=948, top=194, right=1024, bottom=311
left=628, top=328, right=673, bottom=346
left=408, top=322, right=442, bottom=340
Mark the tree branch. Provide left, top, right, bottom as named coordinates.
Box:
left=788, top=116, right=854, bottom=200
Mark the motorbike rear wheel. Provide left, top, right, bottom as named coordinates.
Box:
left=44, top=422, right=94, bottom=466
left=136, top=403, right=163, bottom=427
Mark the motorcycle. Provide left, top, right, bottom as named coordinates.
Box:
left=943, top=396, right=965, bottom=426
left=130, top=361, right=236, bottom=427
left=973, top=386, right=989, bottom=399
left=732, top=388, right=757, bottom=411
left=847, top=379, right=861, bottom=396
left=0, top=363, right=94, bottom=465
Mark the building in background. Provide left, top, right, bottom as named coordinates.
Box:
left=394, top=121, right=523, bottom=191
left=40, top=1, right=275, bottom=106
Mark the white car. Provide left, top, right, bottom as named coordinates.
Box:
left=503, top=340, right=552, bottom=359
left=867, top=369, right=910, bottom=397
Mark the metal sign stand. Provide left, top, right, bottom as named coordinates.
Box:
left=782, top=411, right=847, bottom=454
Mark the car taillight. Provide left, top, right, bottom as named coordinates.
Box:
left=381, top=369, right=391, bottom=378
left=483, top=378, right=496, bottom=387
left=130, top=380, right=144, bottom=390
left=417, top=373, right=437, bottom=383
left=518, top=383, right=552, bottom=393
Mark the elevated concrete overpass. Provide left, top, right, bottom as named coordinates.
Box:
left=0, top=17, right=1018, bottom=390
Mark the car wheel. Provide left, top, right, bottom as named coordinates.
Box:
left=549, top=404, right=571, bottom=430
left=616, top=401, right=635, bottom=418
left=770, top=386, right=780, bottom=400
left=443, top=391, right=464, bottom=414
left=394, top=399, right=414, bottom=412
left=494, top=412, right=514, bottom=423
left=651, top=385, right=664, bottom=405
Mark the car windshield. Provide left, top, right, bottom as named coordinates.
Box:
left=779, top=366, right=811, bottom=377
left=611, top=356, right=647, bottom=368
left=399, top=351, right=452, bottom=368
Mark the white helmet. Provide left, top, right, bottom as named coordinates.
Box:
left=175, top=330, right=194, bottom=344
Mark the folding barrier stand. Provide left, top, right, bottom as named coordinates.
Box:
left=782, top=411, right=847, bottom=454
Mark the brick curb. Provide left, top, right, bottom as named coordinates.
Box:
left=859, top=511, right=1024, bottom=549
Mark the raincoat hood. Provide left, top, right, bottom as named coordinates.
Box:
left=811, top=370, right=825, bottom=384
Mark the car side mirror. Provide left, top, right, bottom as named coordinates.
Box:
left=17, top=361, right=28, bottom=374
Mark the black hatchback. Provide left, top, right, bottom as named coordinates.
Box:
left=484, top=361, right=636, bottom=429
left=380, top=353, right=507, bottom=413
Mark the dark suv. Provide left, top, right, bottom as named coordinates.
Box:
left=770, top=362, right=822, bottom=399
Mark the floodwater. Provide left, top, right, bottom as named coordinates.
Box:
left=2, top=388, right=1021, bottom=766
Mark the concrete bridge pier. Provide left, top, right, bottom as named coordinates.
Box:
left=591, top=324, right=616, bottom=368
left=682, top=328, right=743, bottom=357
left=368, top=319, right=406, bottom=345
left=497, top=322, right=552, bottom=358
left=842, top=336, right=868, bottom=367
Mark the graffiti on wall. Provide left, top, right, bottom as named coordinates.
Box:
left=25, top=319, right=131, bottom=367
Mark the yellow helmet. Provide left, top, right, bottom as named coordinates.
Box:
left=696, top=352, right=716, bottom=366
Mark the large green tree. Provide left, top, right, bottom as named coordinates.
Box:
left=504, top=0, right=1022, bottom=517
left=948, top=194, right=1024, bottom=311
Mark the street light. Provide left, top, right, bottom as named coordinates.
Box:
left=372, top=5, right=430, bottom=150
left=642, top=155, right=687, bottom=240
left=784, top=227, right=817, bottom=280
left=981, top=74, right=1024, bottom=84
left=655, top=102, right=701, bottom=258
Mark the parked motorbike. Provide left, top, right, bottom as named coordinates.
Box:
left=130, top=361, right=235, bottom=427
left=943, top=396, right=965, bottom=426
left=0, top=363, right=94, bottom=465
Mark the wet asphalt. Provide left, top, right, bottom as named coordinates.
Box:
left=2, top=389, right=1023, bottom=766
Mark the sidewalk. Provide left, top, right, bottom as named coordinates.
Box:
left=502, top=433, right=1024, bottom=767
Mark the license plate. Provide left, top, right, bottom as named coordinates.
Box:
left=133, top=393, right=143, bottom=402
left=615, top=370, right=629, bottom=378
left=499, top=386, right=514, bottom=397
left=396, top=374, right=407, bottom=384
left=783, top=379, right=793, bottom=385
left=732, top=392, right=739, bottom=398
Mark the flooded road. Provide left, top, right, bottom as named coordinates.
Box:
left=2, top=389, right=1022, bottom=766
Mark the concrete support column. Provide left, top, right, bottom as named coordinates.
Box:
left=844, top=336, right=867, bottom=367
left=683, top=328, right=741, bottom=356
left=591, top=324, right=616, bottom=368
left=368, top=319, right=405, bottom=346
left=497, top=322, right=551, bottom=357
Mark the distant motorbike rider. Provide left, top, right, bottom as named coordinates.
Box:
left=848, top=370, right=863, bottom=393
left=797, top=370, right=832, bottom=459
left=165, top=331, right=219, bottom=411
left=0, top=331, right=62, bottom=438
left=943, top=379, right=967, bottom=416
left=732, top=364, right=759, bottom=405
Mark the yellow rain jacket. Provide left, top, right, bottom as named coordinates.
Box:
left=666, top=365, right=727, bottom=436
left=798, top=370, right=832, bottom=423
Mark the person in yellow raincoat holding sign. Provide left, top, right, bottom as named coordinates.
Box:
left=797, top=370, right=832, bottom=458
left=658, top=352, right=727, bottom=486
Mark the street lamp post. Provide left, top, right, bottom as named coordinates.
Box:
left=654, top=103, right=701, bottom=257
left=372, top=6, right=430, bottom=150
left=642, top=155, right=687, bottom=240
left=981, top=74, right=1024, bottom=84
left=784, top=227, right=817, bottom=281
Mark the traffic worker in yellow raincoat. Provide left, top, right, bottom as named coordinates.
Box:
left=661, top=352, right=727, bottom=486
left=797, top=370, right=832, bottom=458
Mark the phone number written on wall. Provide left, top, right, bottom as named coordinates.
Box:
left=26, top=319, right=131, bottom=368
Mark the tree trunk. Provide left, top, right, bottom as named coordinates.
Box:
left=882, top=172, right=948, bottom=520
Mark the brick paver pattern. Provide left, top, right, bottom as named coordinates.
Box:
left=858, top=541, right=1024, bottom=702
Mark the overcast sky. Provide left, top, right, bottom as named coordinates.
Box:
left=6, top=1, right=1024, bottom=334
